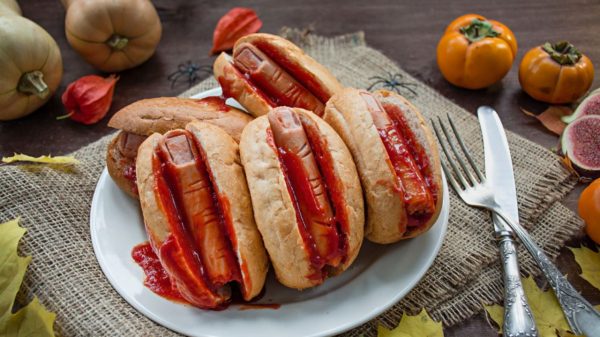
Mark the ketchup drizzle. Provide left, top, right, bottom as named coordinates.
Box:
left=131, top=242, right=187, bottom=303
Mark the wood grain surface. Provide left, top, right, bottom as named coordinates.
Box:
left=1, top=1, right=598, bottom=336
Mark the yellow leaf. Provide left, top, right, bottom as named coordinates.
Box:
left=0, top=218, right=56, bottom=337
left=483, top=304, right=503, bottom=333
left=484, top=277, right=575, bottom=337
left=2, top=153, right=79, bottom=165
left=377, top=309, right=443, bottom=337
left=569, top=246, right=600, bottom=290
left=4, top=297, right=56, bottom=337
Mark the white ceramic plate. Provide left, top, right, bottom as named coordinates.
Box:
left=90, top=88, right=449, bottom=337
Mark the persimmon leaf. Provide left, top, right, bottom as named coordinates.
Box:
left=569, top=246, right=600, bottom=290
left=521, top=106, right=572, bottom=135
left=0, top=218, right=56, bottom=337
left=2, top=154, right=79, bottom=165
left=377, top=309, right=443, bottom=337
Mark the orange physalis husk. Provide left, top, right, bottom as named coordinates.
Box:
left=60, top=74, right=118, bottom=125
left=210, top=7, right=262, bottom=55
left=520, top=106, right=572, bottom=136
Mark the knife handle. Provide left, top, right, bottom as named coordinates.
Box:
left=495, top=227, right=538, bottom=337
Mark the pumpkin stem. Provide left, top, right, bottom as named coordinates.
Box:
left=542, top=41, right=582, bottom=65
left=18, top=71, right=49, bottom=99
left=106, top=35, right=129, bottom=50
left=460, top=19, right=500, bottom=43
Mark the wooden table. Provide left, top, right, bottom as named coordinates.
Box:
left=1, top=0, right=598, bottom=335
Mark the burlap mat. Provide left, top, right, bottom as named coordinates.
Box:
left=0, top=29, right=582, bottom=337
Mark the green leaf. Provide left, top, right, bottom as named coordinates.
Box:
left=0, top=218, right=56, bottom=337
left=377, top=309, right=443, bottom=337
left=569, top=246, right=600, bottom=290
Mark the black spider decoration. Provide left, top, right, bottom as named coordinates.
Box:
left=367, top=72, right=418, bottom=97
left=167, top=61, right=212, bottom=88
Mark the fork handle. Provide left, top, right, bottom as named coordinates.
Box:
left=495, top=229, right=538, bottom=337
left=493, top=208, right=600, bottom=336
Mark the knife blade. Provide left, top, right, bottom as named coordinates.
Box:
left=477, top=106, right=519, bottom=228
left=478, top=105, right=538, bottom=337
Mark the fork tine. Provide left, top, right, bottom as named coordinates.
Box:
left=446, top=114, right=485, bottom=181
left=438, top=116, right=479, bottom=186
left=440, top=160, right=463, bottom=195
left=431, top=118, right=468, bottom=189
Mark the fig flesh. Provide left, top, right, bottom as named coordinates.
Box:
left=561, top=115, right=600, bottom=179
left=563, top=88, right=600, bottom=124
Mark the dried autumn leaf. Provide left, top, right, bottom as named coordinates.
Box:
left=377, top=309, right=443, bottom=337
left=521, top=106, right=572, bottom=136
left=210, top=7, right=262, bottom=55
left=484, top=277, right=578, bottom=337
left=2, top=154, right=79, bottom=165
left=0, top=218, right=56, bottom=337
left=569, top=246, right=600, bottom=290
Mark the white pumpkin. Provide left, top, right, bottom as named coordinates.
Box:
left=0, top=0, right=21, bottom=16
left=0, top=14, right=63, bottom=120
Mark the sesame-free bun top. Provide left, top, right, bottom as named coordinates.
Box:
left=323, top=88, right=443, bottom=243
left=240, top=107, right=363, bottom=289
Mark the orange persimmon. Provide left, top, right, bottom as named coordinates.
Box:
left=580, top=179, right=600, bottom=244
left=519, top=41, right=594, bottom=104
left=437, top=14, right=517, bottom=89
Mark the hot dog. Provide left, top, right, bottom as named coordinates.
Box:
left=240, top=107, right=363, bottom=289
left=213, top=33, right=343, bottom=117
left=106, top=96, right=253, bottom=198
left=323, top=88, right=443, bottom=244
left=136, top=121, right=268, bottom=308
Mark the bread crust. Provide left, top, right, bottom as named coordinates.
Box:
left=136, top=133, right=170, bottom=246
left=240, top=108, right=363, bottom=289
left=213, top=53, right=273, bottom=117
left=373, top=90, right=443, bottom=238
left=107, top=96, right=252, bottom=198
left=136, top=124, right=268, bottom=302
left=236, top=33, right=343, bottom=101
left=324, top=88, right=406, bottom=243
left=106, top=132, right=138, bottom=198
left=213, top=33, right=343, bottom=117
left=108, top=96, right=252, bottom=142
left=185, top=121, right=268, bottom=300
left=323, top=88, right=443, bottom=243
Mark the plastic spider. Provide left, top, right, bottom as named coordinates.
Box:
left=367, top=72, right=418, bottom=97
left=167, top=61, right=212, bottom=88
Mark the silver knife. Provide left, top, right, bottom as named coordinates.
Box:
left=478, top=106, right=538, bottom=337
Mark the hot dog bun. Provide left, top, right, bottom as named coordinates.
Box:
left=323, top=88, right=443, bottom=243
left=213, top=33, right=343, bottom=117
left=106, top=96, right=253, bottom=198
left=136, top=121, right=268, bottom=308
left=240, top=107, right=363, bottom=289
left=108, top=96, right=253, bottom=141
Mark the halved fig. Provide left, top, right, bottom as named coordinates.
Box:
left=561, top=115, right=600, bottom=179
left=563, top=88, right=600, bottom=124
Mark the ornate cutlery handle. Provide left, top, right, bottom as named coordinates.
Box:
left=493, top=208, right=600, bottom=337
left=495, top=226, right=538, bottom=337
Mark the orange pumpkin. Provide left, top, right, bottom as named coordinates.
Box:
left=437, top=14, right=517, bottom=89
left=63, top=0, right=162, bottom=72
left=519, top=41, right=594, bottom=104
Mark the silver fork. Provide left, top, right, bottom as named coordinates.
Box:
left=432, top=115, right=600, bottom=337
